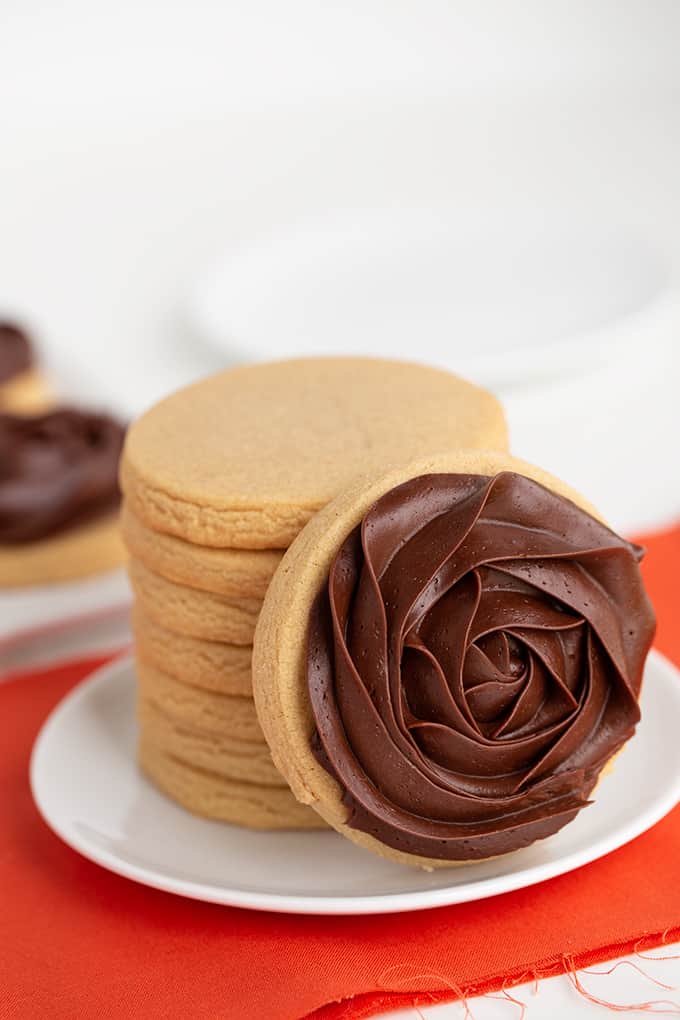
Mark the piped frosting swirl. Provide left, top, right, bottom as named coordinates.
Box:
left=0, top=409, right=125, bottom=543
left=308, top=472, right=656, bottom=860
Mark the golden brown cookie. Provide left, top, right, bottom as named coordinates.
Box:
left=121, top=503, right=282, bottom=598
left=121, top=357, right=508, bottom=550
left=128, top=559, right=261, bottom=644
left=137, top=697, right=285, bottom=787
left=253, top=450, right=654, bottom=868
left=0, top=513, right=125, bottom=587
left=139, top=736, right=327, bottom=829
left=0, top=368, right=53, bottom=414
left=132, top=606, right=252, bottom=697
left=137, top=659, right=264, bottom=742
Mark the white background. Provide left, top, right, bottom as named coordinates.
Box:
left=2, top=2, right=679, bottom=1015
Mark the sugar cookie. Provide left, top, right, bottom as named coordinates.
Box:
left=253, top=450, right=655, bottom=868
left=121, top=358, right=508, bottom=550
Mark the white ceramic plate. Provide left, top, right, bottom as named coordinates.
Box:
left=1, top=569, right=130, bottom=644
left=30, top=652, right=680, bottom=915
left=1, top=570, right=132, bottom=675
left=188, top=208, right=670, bottom=389
left=0, top=567, right=131, bottom=677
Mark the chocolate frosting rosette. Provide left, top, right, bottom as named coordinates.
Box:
left=0, top=409, right=125, bottom=544
left=253, top=451, right=656, bottom=868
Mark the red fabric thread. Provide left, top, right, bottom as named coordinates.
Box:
left=564, top=956, right=680, bottom=1014
left=581, top=960, right=675, bottom=991
left=1, top=524, right=679, bottom=1020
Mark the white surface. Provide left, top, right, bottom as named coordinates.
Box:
left=190, top=208, right=671, bottom=387
left=4, top=1, right=680, bottom=116
left=1, top=96, right=678, bottom=532
left=30, top=651, right=680, bottom=917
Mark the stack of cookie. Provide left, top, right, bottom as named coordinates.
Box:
left=121, top=510, right=321, bottom=829
left=120, top=357, right=508, bottom=830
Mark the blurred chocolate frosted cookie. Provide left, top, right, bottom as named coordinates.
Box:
left=0, top=408, right=126, bottom=585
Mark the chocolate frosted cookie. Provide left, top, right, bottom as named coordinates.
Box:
left=0, top=408, right=126, bottom=585
left=0, top=322, right=52, bottom=414
left=252, top=450, right=656, bottom=868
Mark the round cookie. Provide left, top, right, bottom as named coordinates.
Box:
left=137, top=697, right=285, bottom=787
left=129, top=559, right=261, bottom=644
left=139, top=737, right=326, bottom=830
left=137, top=660, right=264, bottom=742
left=121, top=357, right=508, bottom=550
left=0, top=513, right=125, bottom=587
left=252, top=450, right=655, bottom=869
left=121, top=502, right=282, bottom=598
left=132, top=606, right=252, bottom=697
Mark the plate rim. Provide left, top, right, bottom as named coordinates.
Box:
left=30, top=650, right=680, bottom=915
left=187, top=207, right=676, bottom=392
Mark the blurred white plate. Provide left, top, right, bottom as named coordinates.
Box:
left=189, top=208, right=671, bottom=388
left=31, top=652, right=680, bottom=915
left=1, top=570, right=131, bottom=673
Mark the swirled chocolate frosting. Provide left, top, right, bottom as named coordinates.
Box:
left=308, top=472, right=656, bottom=860
left=0, top=322, right=32, bottom=384
left=0, top=409, right=125, bottom=543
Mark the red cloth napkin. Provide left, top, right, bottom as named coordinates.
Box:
left=2, top=524, right=680, bottom=1020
